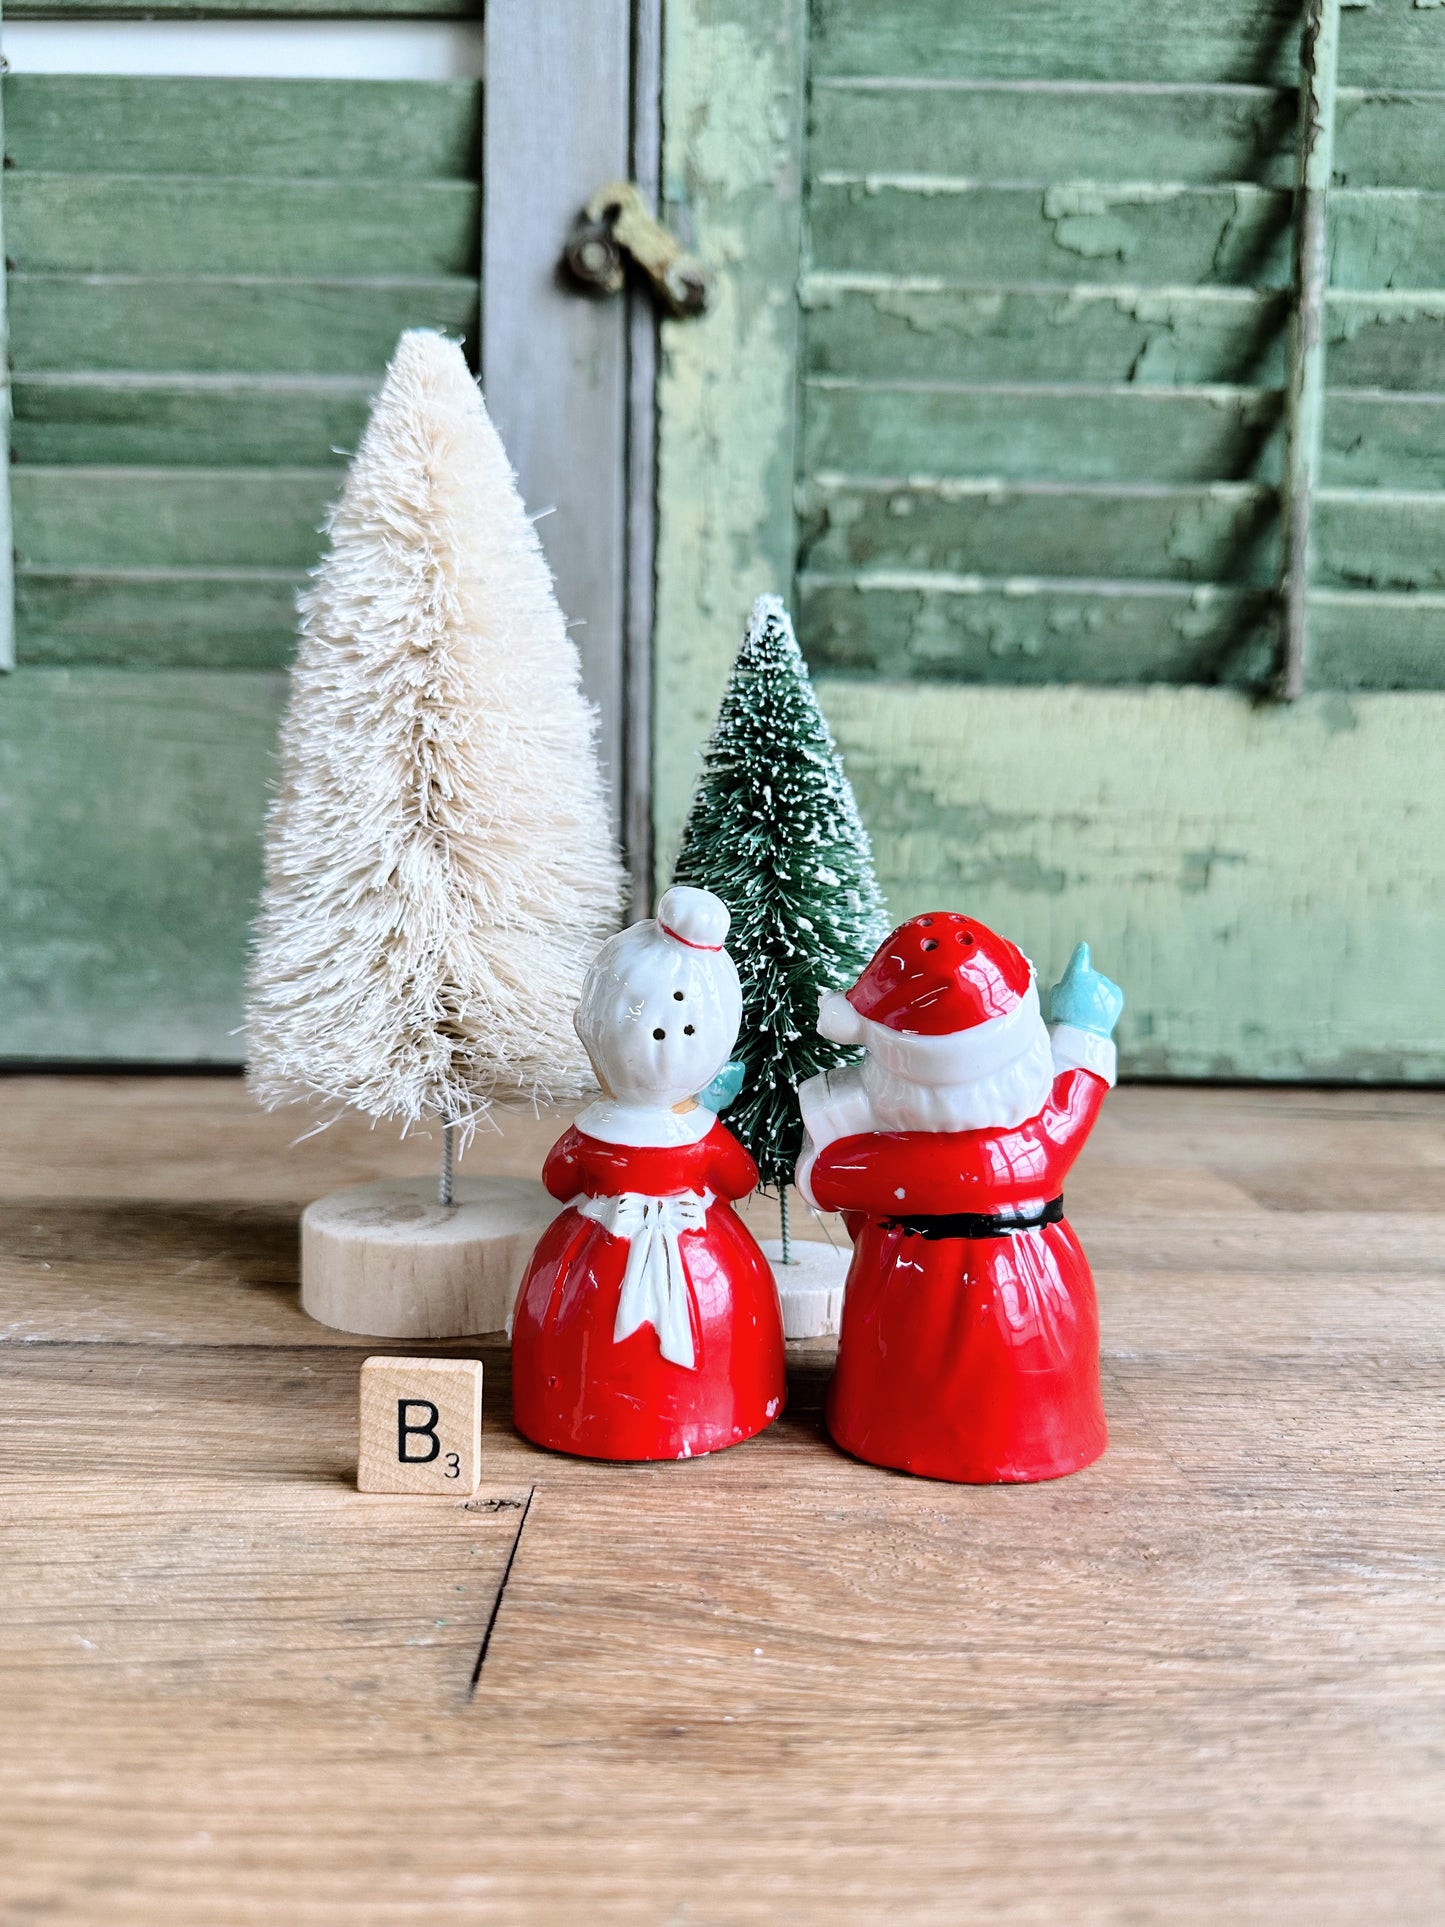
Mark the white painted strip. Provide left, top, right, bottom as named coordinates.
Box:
left=0, top=20, right=485, bottom=81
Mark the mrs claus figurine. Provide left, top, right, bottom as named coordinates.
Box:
left=796, top=914, right=1124, bottom=1484
left=511, top=886, right=786, bottom=1461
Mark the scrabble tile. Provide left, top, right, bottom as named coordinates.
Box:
left=357, top=1356, right=483, bottom=1495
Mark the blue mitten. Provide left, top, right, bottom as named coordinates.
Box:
left=696, top=1058, right=746, bottom=1113
left=1049, top=942, right=1124, bottom=1038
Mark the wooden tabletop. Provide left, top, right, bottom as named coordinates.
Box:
left=2, top=1076, right=1443, bottom=1924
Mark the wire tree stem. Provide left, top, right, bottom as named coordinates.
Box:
left=439, top=1122, right=456, bottom=1208
left=779, top=1184, right=792, bottom=1267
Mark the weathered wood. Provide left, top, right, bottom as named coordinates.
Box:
left=808, top=179, right=1295, bottom=288
left=812, top=81, right=1445, bottom=195
left=804, top=379, right=1283, bottom=485
left=5, top=75, right=481, bottom=180
left=0, top=670, right=284, bottom=1061
left=12, top=468, right=338, bottom=571
left=14, top=570, right=301, bottom=668
left=8, top=176, right=479, bottom=277
left=819, top=679, right=1445, bottom=1078
left=800, top=478, right=1280, bottom=585
left=652, top=0, right=810, bottom=869
left=482, top=0, right=631, bottom=827
left=800, top=575, right=1274, bottom=687
left=804, top=280, right=1291, bottom=387
left=9, top=274, right=478, bottom=377
left=809, top=0, right=1439, bottom=91
left=12, top=373, right=372, bottom=467
left=1, top=1079, right=1444, bottom=1919
left=1278, top=0, right=1344, bottom=701
left=0, top=82, right=14, bottom=675
left=6, top=0, right=476, bottom=15
left=1307, top=588, right=1445, bottom=689
left=799, top=480, right=1445, bottom=603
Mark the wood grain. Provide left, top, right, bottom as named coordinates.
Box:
left=0, top=1076, right=1441, bottom=1922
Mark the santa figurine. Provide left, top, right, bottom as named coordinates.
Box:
left=796, top=914, right=1123, bottom=1484
left=511, top=886, right=786, bottom=1461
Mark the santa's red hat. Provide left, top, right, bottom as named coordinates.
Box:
left=818, top=913, right=1042, bottom=1086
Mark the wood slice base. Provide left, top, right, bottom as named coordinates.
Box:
left=761, top=1237, right=851, bottom=1339
left=300, top=1175, right=555, bottom=1339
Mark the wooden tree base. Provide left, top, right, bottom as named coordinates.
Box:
left=761, top=1237, right=851, bottom=1340
left=301, top=1175, right=555, bottom=1339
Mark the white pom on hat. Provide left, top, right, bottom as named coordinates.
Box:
left=657, top=885, right=730, bottom=952
left=817, top=988, right=865, bottom=1046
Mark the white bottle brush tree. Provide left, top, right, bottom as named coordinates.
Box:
left=672, top=594, right=889, bottom=1267
left=247, top=329, right=623, bottom=1211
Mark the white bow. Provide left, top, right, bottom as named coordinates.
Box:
left=576, top=1189, right=712, bottom=1369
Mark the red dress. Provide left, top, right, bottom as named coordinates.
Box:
left=812, top=1068, right=1109, bottom=1483
left=511, top=1117, right=786, bottom=1461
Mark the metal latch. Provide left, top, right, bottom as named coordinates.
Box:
left=563, top=182, right=709, bottom=318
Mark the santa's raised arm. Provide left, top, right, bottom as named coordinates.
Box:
left=796, top=913, right=1123, bottom=1485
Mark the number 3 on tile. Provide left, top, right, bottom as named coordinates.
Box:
left=357, top=1357, right=483, bottom=1495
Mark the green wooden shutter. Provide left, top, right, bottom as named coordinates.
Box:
left=797, top=0, right=1445, bottom=691
left=0, top=62, right=482, bottom=1057
left=653, top=0, right=1445, bottom=1080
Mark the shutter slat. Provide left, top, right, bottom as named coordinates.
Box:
left=10, top=276, right=479, bottom=376
left=16, top=571, right=301, bottom=668
left=811, top=0, right=1437, bottom=91
left=812, top=82, right=1445, bottom=194
left=9, top=176, right=479, bottom=278
left=798, top=574, right=1273, bottom=686
left=13, top=469, right=338, bottom=571
left=4, top=76, right=480, bottom=179
left=14, top=374, right=374, bottom=464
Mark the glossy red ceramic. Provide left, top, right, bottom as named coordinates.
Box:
left=813, top=1068, right=1109, bottom=1483
left=511, top=1119, right=786, bottom=1462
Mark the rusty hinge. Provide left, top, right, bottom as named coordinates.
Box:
left=563, top=182, right=709, bottom=319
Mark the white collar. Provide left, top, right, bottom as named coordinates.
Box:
left=574, top=1099, right=717, bottom=1149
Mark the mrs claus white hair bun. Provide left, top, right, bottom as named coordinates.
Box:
left=657, top=885, right=730, bottom=952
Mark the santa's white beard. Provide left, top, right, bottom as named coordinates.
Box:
left=859, top=1010, right=1056, bottom=1133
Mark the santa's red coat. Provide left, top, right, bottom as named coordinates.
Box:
left=511, top=1118, right=786, bottom=1462
left=811, top=1068, right=1109, bottom=1483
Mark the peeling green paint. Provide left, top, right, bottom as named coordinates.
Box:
left=653, top=0, right=808, bottom=876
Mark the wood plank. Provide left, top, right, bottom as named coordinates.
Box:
left=804, top=379, right=1283, bottom=485
left=805, top=381, right=1445, bottom=491
left=799, top=574, right=1273, bottom=687
left=817, top=680, right=1445, bottom=1078
left=809, top=0, right=1441, bottom=90
left=811, top=82, right=1445, bottom=194
left=0, top=670, right=284, bottom=1060
left=1321, top=391, right=1445, bottom=490
left=810, top=80, right=1301, bottom=189
left=7, top=176, right=479, bottom=277
left=799, top=478, right=1279, bottom=585
left=4, top=75, right=481, bottom=179
left=482, top=0, right=632, bottom=827
left=804, top=283, right=1445, bottom=393
left=803, top=281, right=1291, bottom=386
left=0, top=81, right=14, bottom=673
left=1307, top=589, right=1445, bottom=690
left=4, top=61, right=480, bottom=189
left=810, top=180, right=1445, bottom=294
left=12, top=374, right=371, bottom=468
left=652, top=0, right=810, bottom=868
left=8, top=274, right=479, bottom=376
left=14, top=571, right=300, bottom=668
left=2, top=1081, right=1444, bottom=1920
left=799, top=478, right=1445, bottom=603
left=7, top=0, right=476, bottom=14
left=808, top=179, right=1295, bottom=288
left=12, top=469, right=336, bottom=571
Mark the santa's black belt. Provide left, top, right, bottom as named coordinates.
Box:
left=881, top=1196, right=1064, bottom=1240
